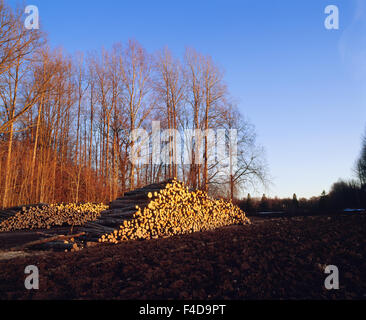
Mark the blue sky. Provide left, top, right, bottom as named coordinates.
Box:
left=10, top=0, right=366, bottom=198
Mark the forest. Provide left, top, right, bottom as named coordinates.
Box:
left=0, top=1, right=266, bottom=209
left=1, top=0, right=364, bottom=212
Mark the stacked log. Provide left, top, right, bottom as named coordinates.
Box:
left=80, top=180, right=175, bottom=241
left=0, top=204, right=47, bottom=223
left=0, top=203, right=108, bottom=232
left=0, top=180, right=250, bottom=250
left=98, top=179, right=250, bottom=244
left=0, top=209, right=19, bottom=223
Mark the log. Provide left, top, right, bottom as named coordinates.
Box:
left=116, top=194, right=152, bottom=202
left=105, top=206, right=139, bottom=214
left=12, top=232, right=86, bottom=250
left=80, top=230, right=105, bottom=238
left=35, top=231, right=59, bottom=238
left=83, top=222, right=115, bottom=233
left=0, top=210, right=18, bottom=220
left=121, top=183, right=168, bottom=196
left=79, top=226, right=103, bottom=233
left=97, top=219, right=130, bottom=227
left=99, top=210, right=135, bottom=219
left=5, top=203, right=48, bottom=212
left=109, top=200, right=149, bottom=208
left=121, top=189, right=162, bottom=198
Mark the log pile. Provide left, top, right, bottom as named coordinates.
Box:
left=79, top=180, right=174, bottom=242
left=0, top=209, right=19, bottom=224
left=0, top=204, right=47, bottom=223
left=0, top=180, right=249, bottom=251
left=98, top=179, right=250, bottom=244
left=0, top=203, right=108, bottom=232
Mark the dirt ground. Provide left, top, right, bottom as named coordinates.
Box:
left=0, top=213, right=365, bottom=300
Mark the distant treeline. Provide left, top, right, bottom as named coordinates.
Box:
left=238, top=180, right=366, bottom=214
left=239, top=126, right=366, bottom=214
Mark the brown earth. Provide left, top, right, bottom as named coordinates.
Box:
left=0, top=213, right=365, bottom=300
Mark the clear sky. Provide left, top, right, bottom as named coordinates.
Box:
left=9, top=0, right=366, bottom=199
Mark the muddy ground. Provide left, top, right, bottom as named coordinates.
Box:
left=0, top=213, right=365, bottom=300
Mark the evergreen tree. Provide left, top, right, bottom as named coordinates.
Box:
left=259, top=194, right=269, bottom=212
left=292, top=193, right=299, bottom=210
left=319, top=190, right=328, bottom=211
left=246, top=193, right=253, bottom=212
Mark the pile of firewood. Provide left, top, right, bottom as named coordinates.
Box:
left=0, top=203, right=108, bottom=232
left=99, top=179, right=250, bottom=244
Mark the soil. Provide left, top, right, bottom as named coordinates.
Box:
left=0, top=213, right=365, bottom=300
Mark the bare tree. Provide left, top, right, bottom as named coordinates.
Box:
left=201, top=54, right=226, bottom=192
left=184, top=48, right=204, bottom=189
left=119, top=40, right=152, bottom=190
left=213, top=106, right=267, bottom=201
left=356, top=130, right=366, bottom=188
left=0, top=2, right=43, bottom=135
left=154, top=47, right=185, bottom=179
left=0, top=4, right=43, bottom=207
